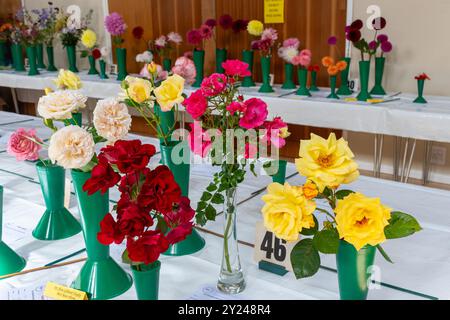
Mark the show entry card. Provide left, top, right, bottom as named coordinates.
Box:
left=44, top=282, right=88, bottom=300
left=264, top=0, right=285, bottom=24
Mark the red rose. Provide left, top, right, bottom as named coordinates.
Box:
left=126, top=231, right=169, bottom=265
left=83, top=155, right=121, bottom=196
left=100, top=140, right=156, bottom=174
left=165, top=197, right=195, bottom=244
left=92, top=48, right=101, bottom=60
left=117, top=203, right=153, bottom=238
left=97, top=213, right=125, bottom=245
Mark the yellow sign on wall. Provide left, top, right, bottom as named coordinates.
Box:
left=264, top=0, right=285, bottom=24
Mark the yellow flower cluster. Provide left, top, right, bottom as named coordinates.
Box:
left=81, top=29, right=97, bottom=49
left=247, top=20, right=264, bottom=36
left=54, top=69, right=82, bottom=90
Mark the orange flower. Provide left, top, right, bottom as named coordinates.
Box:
left=327, top=65, right=339, bottom=76
left=322, top=56, right=334, bottom=68
left=0, top=23, right=12, bottom=33
left=336, top=60, right=348, bottom=72
left=303, top=181, right=319, bottom=200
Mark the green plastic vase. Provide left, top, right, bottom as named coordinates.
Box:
left=309, top=70, right=320, bottom=91
left=414, top=80, right=427, bottom=104
left=0, top=186, right=26, bottom=277
left=216, top=48, right=227, bottom=73
left=26, top=46, right=39, bottom=76
left=36, top=44, right=46, bottom=69
left=259, top=56, right=274, bottom=93
left=271, top=160, right=287, bottom=184
left=132, top=261, right=161, bottom=300
left=71, top=170, right=132, bottom=300
left=370, top=57, right=386, bottom=95
left=11, top=43, right=25, bottom=72
left=88, top=55, right=99, bottom=75
left=281, top=63, right=296, bottom=90
left=327, top=76, right=339, bottom=99
left=154, top=104, right=175, bottom=144
left=357, top=61, right=372, bottom=102
left=33, top=162, right=81, bottom=241
left=0, top=41, right=7, bottom=66
left=116, top=48, right=128, bottom=81
left=241, top=50, right=255, bottom=87
left=46, top=46, right=57, bottom=72
left=296, top=68, right=311, bottom=96
left=336, top=241, right=376, bottom=300
left=99, top=60, right=109, bottom=79
left=163, top=58, right=172, bottom=72
left=192, top=49, right=205, bottom=88
left=66, top=45, right=79, bottom=73
left=67, top=113, right=82, bottom=127
left=337, top=57, right=352, bottom=95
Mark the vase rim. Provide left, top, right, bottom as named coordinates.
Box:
left=132, top=260, right=161, bottom=273
left=35, top=159, right=60, bottom=169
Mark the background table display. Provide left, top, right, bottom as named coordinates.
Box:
left=0, top=112, right=448, bottom=300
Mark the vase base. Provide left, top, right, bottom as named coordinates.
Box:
left=47, top=66, right=58, bottom=72
left=32, top=208, right=82, bottom=241
left=370, top=86, right=386, bottom=96
left=258, top=85, right=274, bottom=93
left=337, top=87, right=353, bottom=96
left=296, top=88, right=312, bottom=97
left=241, top=79, right=256, bottom=87
left=309, top=86, right=320, bottom=92
left=72, top=257, right=132, bottom=300
left=163, top=229, right=205, bottom=256
left=327, top=93, right=340, bottom=99
left=217, top=273, right=246, bottom=295
left=88, top=69, right=99, bottom=75
left=281, top=83, right=296, bottom=90
left=357, top=92, right=372, bottom=102
left=0, top=241, right=26, bottom=276
left=414, top=97, right=427, bottom=104
left=69, top=68, right=79, bottom=73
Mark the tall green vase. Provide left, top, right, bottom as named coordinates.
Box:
left=309, top=70, right=320, bottom=91
left=116, top=47, right=128, bottom=81
left=32, top=162, right=81, bottom=241
left=0, top=186, right=26, bottom=277
left=11, top=43, right=25, bottom=72
left=241, top=50, right=255, bottom=87
left=26, top=46, right=39, bottom=76
left=192, top=49, right=205, bottom=88
left=154, top=104, right=175, bottom=144
left=281, top=63, right=296, bottom=89
left=87, top=55, right=99, bottom=75
left=0, top=41, right=7, bottom=66
left=36, top=44, right=46, bottom=69
left=296, top=68, right=311, bottom=96
left=327, top=76, right=339, bottom=99
left=271, top=160, right=287, bottom=184
left=71, top=170, right=132, bottom=300
left=99, top=60, right=109, bottom=79
left=357, top=61, right=372, bottom=102
left=337, top=57, right=352, bottom=96
left=131, top=261, right=160, bottom=300
left=66, top=45, right=79, bottom=73
left=216, top=48, right=227, bottom=73
left=370, top=57, right=386, bottom=95
left=163, top=58, right=172, bottom=72
left=414, top=80, right=427, bottom=104
left=259, top=56, right=274, bottom=93
left=46, top=46, right=57, bottom=72
left=336, top=241, right=376, bottom=300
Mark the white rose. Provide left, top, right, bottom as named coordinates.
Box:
left=48, top=125, right=95, bottom=169
left=38, top=90, right=87, bottom=120
left=94, top=98, right=132, bottom=143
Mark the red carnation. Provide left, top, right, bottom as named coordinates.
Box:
left=92, top=48, right=101, bottom=60
left=83, top=155, right=121, bottom=196
left=132, top=26, right=144, bottom=40
left=126, top=231, right=169, bottom=265
left=97, top=213, right=125, bottom=245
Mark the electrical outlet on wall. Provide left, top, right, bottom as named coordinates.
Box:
left=431, top=146, right=447, bottom=166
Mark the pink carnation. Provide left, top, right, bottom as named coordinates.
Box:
left=222, top=59, right=251, bottom=78
left=167, top=32, right=182, bottom=44
left=261, top=28, right=278, bottom=43
left=7, top=128, right=42, bottom=161
left=283, top=38, right=300, bottom=49
left=239, top=98, right=268, bottom=130
left=155, top=35, right=167, bottom=48
left=201, top=73, right=227, bottom=97
left=182, top=89, right=208, bottom=119
left=172, top=57, right=196, bottom=85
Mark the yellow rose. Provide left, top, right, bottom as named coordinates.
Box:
left=247, top=20, right=264, bottom=36
left=295, top=133, right=359, bottom=192
left=262, top=183, right=316, bottom=242
left=81, top=29, right=97, bottom=49
left=54, top=69, right=82, bottom=90
left=154, top=74, right=185, bottom=112
left=302, top=181, right=319, bottom=200
left=335, top=193, right=392, bottom=251
left=147, top=62, right=157, bottom=74
left=124, top=76, right=153, bottom=104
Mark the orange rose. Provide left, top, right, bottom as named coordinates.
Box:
left=303, top=181, right=319, bottom=200
left=327, top=65, right=339, bottom=76
left=336, top=60, right=348, bottom=71
left=322, top=56, right=334, bottom=68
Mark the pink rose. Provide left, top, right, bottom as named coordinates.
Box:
left=201, top=73, right=227, bottom=97
left=172, top=57, right=196, bottom=85
left=7, top=128, right=42, bottom=161
left=222, top=59, right=251, bottom=78
left=263, top=117, right=289, bottom=148
left=182, top=89, right=208, bottom=119
left=226, top=101, right=246, bottom=115
left=188, top=122, right=215, bottom=158
left=239, top=98, right=268, bottom=129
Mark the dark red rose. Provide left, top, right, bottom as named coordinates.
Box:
left=132, top=26, right=144, bottom=39
left=164, top=197, right=194, bottom=244
left=346, top=29, right=362, bottom=43
left=83, top=155, right=121, bottom=196
left=372, top=17, right=386, bottom=30
left=138, top=166, right=181, bottom=214
left=350, top=19, right=364, bottom=30
left=126, top=231, right=169, bottom=265
left=97, top=213, right=124, bottom=245
left=92, top=48, right=101, bottom=60
left=219, top=14, right=233, bottom=30
left=117, top=203, right=153, bottom=237
left=100, top=140, right=156, bottom=174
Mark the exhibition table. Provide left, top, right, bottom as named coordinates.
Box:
left=0, top=112, right=449, bottom=300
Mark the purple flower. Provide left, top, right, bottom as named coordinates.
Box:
left=187, top=29, right=202, bottom=46
left=219, top=14, right=233, bottom=30
left=377, top=34, right=389, bottom=43
left=205, top=19, right=217, bottom=28
left=381, top=41, right=393, bottom=53
left=328, top=36, right=337, bottom=45
left=372, top=17, right=387, bottom=31
left=350, top=19, right=364, bottom=30
left=346, top=29, right=361, bottom=43
left=105, top=12, right=127, bottom=36
left=369, top=41, right=378, bottom=50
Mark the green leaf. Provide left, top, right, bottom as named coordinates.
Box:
left=312, top=229, right=340, bottom=254
left=200, top=192, right=212, bottom=202
left=300, top=215, right=319, bottom=236
left=205, top=205, right=217, bottom=221
left=211, top=193, right=225, bottom=205
left=206, top=184, right=217, bottom=192
left=197, top=201, right=207, bottom=211
left=335, top=190, right=355, bottom=200
left=377, top=245, right=394, bottom=264
left=385, top=212, right=422, bottom=239
left=290, top=239, right=321, bottom=279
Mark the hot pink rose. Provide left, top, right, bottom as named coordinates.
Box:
left=201, top=73, right=227, bottom=97
left=263, top=117, right=289, bottom=148
left=172, top=57, right=196, bottom=85
left=182, top=89, right=208, bottom=119
left=226, top=101, right=246, bottom=115
left=239, top=98, right=268, bottom=129
left=7, top=128, right=42, bottom=161
left=188, top=122, right=215, bottom=158
left=222, top=59, right=251, bottom=78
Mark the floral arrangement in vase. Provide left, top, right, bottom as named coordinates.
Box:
left=240, top=19, right=264, bottom=87
left=187, top=22, right=215, bottom=87
left=150, top=32, right=183, bottom=71
left=327, top=35, right=351, bottom=95
left=81, top=29, right=101, bottom=75
left=9, top=17, right=27, bottom=72
left=84, top=140, right=195, bottom=300
left=261, top=133, right=422, bottom=300
left=308, top=65, right=320, bottom=91
left=105, top=12, right=128, bottom=80
left=0, top=21, right=13, bottom=67
left=414, top=73, right=430, bottom=104
left=251, top=27, right=278, bottom=93
left=322, top=56, right=348, bottom=99
left=181, top=59, right=289, bottom=294
left=291, top=47, right=312, bottom=96
left=99, top=46, right=110, bottom=79
left=278, top=38, right=300, bottom=89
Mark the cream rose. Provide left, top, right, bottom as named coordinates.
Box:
left=48, top=125, right=95, bottom=169
left=93, top=98, right=132, bottom=143
left=38, top=90, right=87, bottom=120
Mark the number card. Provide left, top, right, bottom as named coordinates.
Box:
left=44, top=282, right=88, bottom=300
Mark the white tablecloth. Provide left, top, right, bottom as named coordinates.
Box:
left=0, top=112, right=449, bottom=300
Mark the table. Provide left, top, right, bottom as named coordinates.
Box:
left=0, top=113, right=449, bottom=300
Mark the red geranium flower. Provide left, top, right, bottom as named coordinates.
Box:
left=83, top=155, right=121, bottom=196
left=97, top=213, right=125, bottom=245
left=126, top=230, right=169, bottom=265
left=117, top=203, right=153, bottom=238
left=415, top=73, right=431, bottom=81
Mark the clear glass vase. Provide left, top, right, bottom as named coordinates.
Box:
left=217, top=188, right=246, bottom=294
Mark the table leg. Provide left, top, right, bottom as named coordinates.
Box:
left=10, top=88, right=20, bottom=114
left=423, top=141, right=432, bottom=185
left=373, top=134, right=384, bottom=178
left=399, top=138, right=417, bottom=183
